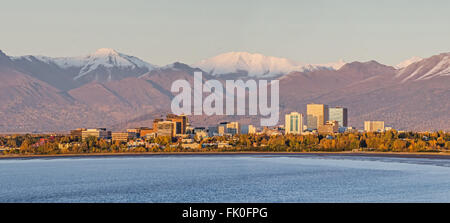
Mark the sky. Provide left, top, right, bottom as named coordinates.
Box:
left=1, top=0, right=449, bottom=66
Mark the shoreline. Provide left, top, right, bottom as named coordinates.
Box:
left=1, top=151, right=450, bottom=160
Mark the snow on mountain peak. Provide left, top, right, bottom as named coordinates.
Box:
left=316, top=59, right=347, bottom=70
left=83, top=48, right=153, bottom=69
left=395, top=56, right=423, bottom=69
left=193, top=51, right=346, bottom=77
left=73, top=48, right=156, bottom=79
left=395, top=53, right=450, bottom=82
left=11, top=49, right=157, bottom=81
left=92, top=48, right=119, bottom=56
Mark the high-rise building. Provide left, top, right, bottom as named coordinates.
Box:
left=329, top=107, right=348, bottom=127
left=157, top=121, right=175, bottom=137
left=285, top=112, right=303, bottom=134
left=307, top=104, right=329, bottom=130
left=364, top=121, right=385, bottom=132
left=166, top=114, right=188, bottom=135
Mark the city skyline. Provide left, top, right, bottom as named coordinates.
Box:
left=2, top=0, right=450, bottom=207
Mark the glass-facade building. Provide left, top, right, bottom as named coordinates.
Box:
left=328, top=107, right=348, bottom=127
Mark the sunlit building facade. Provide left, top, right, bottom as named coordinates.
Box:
left=364, top=121, right=385, bottom=132
left=285, top=112, right=303, bottom=134
left=307, top=104, right=329, bottom=130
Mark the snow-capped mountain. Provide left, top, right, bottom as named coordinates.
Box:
left=395, top=56, right=423, bottom=69
left=316, top=59, right=347, bottom=70
left=395, top=53, right=450, bottom=82
left=13, top=48, right=157, bottom=84
left=193, top=52, right=346, bottom=78
left=1, top=49, right=449, bottom=132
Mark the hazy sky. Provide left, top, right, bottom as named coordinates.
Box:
left=1, top=0, right=449, bottom=66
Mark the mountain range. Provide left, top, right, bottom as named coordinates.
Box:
left=0, top=49, right=449, bottom=132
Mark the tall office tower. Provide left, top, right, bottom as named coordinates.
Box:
left=285, top=112, right=303, bottom=134
left=166, top=114, right=188, bottom=135
left=329, top=107, right=348, bottom=127
left=364, top=121, right=385, bottom=132
left=307, top=104, right=329, bottom=130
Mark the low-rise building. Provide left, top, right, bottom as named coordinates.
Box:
left=127, top=139, right=145, bottom=148
left=259, top=126, right=282, bottom=136
left=194, top=127, right=208, bottom=139
left=143, top=132, right=157, bottom=139
left=226, top=122, right=241, bottom=135
left=181, top=142, right=201, bottom=149
left=139, top=128, right=155, bottom=138
left=82, top=128, right=110, bottom=141
left=217, top=122, right=241, bottom=136
left=218, top=142, right=232, bottom=148
left=342, top=126, right=357, bottom=133
left=248, top=125, right=257, bottom=134
left=70, top=128, right=86, bottom=138
left=218, top=122, right=228, bottom=136
left=318, top=120, right=339, bottom=134
left=112, top=132, right=135, bottom=142
left=364, top=121, right=385, bottom=132
left=157, top=121, right=175, bottom=137
left=146, top=143, right=160, bottom=149
left=152, top=119, right=164, bottom=132
left=208, top=126, right=218, bottom=137
left=126, top=129, right=140, bottom=137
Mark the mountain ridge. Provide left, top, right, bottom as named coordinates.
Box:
left=0, top=49, right=448, bottom=132
left=193, top=51, right=346, bottom=78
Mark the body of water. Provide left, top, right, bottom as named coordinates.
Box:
left=1, top=154, right=449, bottom=202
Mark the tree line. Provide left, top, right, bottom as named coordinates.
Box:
left=0, top=130, right=449, bottom=155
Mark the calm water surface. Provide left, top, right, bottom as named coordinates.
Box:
left=0, top=154, right=449, bottom=202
